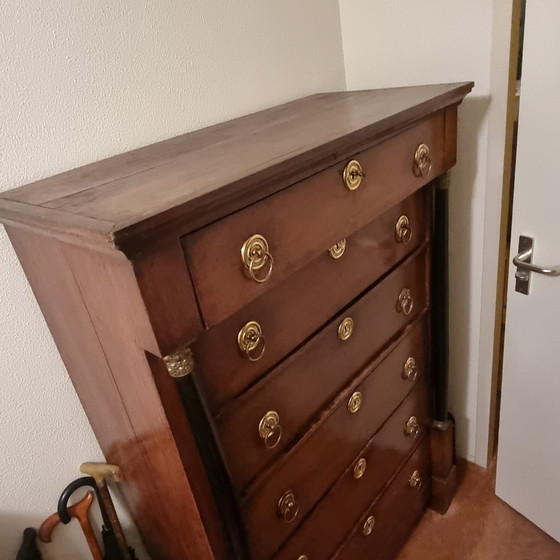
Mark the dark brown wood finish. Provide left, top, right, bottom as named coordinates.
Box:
left=273, top=380, right=431, bottom=560
left=0, top=84, right=472, bottom=560
left=333, top=439, right=432, bottom=560
left=5, top=228, right=217, bottom=560
left=185, top=114, right=444, bottom=326
left=239, top=313, right=429, bottom=560
left=194, top=187, right=429, bottom=410
left=216, top=250, right=429, bottom=491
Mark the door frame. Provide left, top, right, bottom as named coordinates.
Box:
left=473, top=0, right=523, bottom=466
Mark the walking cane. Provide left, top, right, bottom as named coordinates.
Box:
left=39, top=491, right=103, bottom=560
left=79, top=462, right=137, bottom=560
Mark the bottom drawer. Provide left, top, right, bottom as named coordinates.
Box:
left=333, top=438, right=431, bottom=560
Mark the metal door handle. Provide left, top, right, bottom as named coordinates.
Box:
left=513, top=235, right=560, bottom=295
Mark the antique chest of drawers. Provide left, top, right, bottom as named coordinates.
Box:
left=0, top=82, right=472, bottom=560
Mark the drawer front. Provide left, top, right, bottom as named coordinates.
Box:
left=194, top=188, right=429, bottom=412
left=273, top=380, right=431, bottom=560
left=218, top=251, right=429, bottom=490
left=334, top=439, right=431, bottom=560
left=184, top=113, right=444, bottom=326
left=240, top=317, right=429, bottom=560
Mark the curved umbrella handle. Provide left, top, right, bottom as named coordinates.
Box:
left=57, top=476, right=110, bottom=527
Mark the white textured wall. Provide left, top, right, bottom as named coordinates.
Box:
left=339, top=0, right=509, bottom=462
left=0, top=2, right=345, bottom=558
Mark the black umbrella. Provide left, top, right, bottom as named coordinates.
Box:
left=57, top=477, right=137, bottom=560
left=16, top=528, right=42, bottom=560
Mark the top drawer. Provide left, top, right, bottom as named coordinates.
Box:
left=183, top=112, right=446, bottom=326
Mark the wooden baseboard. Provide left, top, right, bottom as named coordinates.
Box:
left=429, top=418, right=457, bottom=514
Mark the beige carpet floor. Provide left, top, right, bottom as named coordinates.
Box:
left=398, top=459, right=560, bottom=560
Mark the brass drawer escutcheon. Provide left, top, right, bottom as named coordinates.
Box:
left=395, top=215, right=413, bottom=245
left=397, top=288, right=414, bottom=316
left=362, top=515, right=376, bottom=536
left=338, top=317, right=354, bottom=341
left=241, top=234, right=274, bottom=283
left=237, top=321, right=266, bottom=361
left=278, top=490, right=300, bottom=524
left=258, top=411, right=283, bottom=449
left=348, top=391, right=363, bottom=414
left=404, top=416, right=420, bottom=438
left=413, top=143, right=432, bottom=178
left=409, top=470, right=422, bottom=489
left=403, top=356, right=418, bottom=382
left=297, top=556, right=309, bottom=560
left=328, top=239, right=347, bottom=259
left=353, top=458, right=367, bottom=479
left=343, top=160, right=364, bottom=191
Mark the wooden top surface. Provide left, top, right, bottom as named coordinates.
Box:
left=0, top=82, right=473, bottom=254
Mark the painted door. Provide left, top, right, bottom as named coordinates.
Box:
left=496, top=0, right=560, bottom=541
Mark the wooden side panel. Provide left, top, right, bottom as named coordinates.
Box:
left=6, top=226, right=215, bottom=560
left=133, top=240, right=204, bottom=356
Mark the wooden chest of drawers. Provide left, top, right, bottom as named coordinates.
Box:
left=0, top=82, right=472, bottom=560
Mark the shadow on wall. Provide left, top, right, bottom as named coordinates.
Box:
left=447, top=95, right=490, bottom=457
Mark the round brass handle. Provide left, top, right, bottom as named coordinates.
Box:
left=241, top=234, right=274, bottom=283
left=404, top=416, right=420, bottom=438
left=343, top=160, right=365, bottom=191
left=328, top=239, right=347, bottom=259
left=278, top=490, right=300, bottom=524
left=362, top=515, right=376, bottom=536
left=409, top=470, right=422, bottom=489
left=337, top=317, right=354, bottom=341
left=237, top=321, right=266, bottom=361
left=348, top=391, right=363, bottom=414
left=395, top=215, right=413, bottom=245
left=258, top=411, right=283, bottom=449
left=353, top=458, right=367, bottom=480
left=397, top=288, right=414, bottom=316
left=297, top=556, right=309, bottom=560
left=413, top=143, right=432, bottom=178
left=403, top=356, right=418, bottom=382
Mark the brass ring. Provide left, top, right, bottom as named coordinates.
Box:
left=409, top=470, right=422, bottom=489
left=397, top=288, right=414, bottom=316
left=259, top=411, right=283, bottom=449
left=404, top=416, right=420, bottom=438
left=403, top=357, right=418, bottom=382
left=248, top=251, right=274, bottom=283
left=245, top=334, right=266, bottom=362
left=395, top=215, right=413, bottom=245
left=413, top=144, right=432, bottom=178
left=278, top=490, right=300, bottom=524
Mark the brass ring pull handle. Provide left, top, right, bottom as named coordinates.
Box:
left=362, top=515, right=376, bottom=536
left=241, top=234, right=274, bottom=283
left=397, top=288, right=414, bottom=316
left=337, top=317, right=354, bottom=341
left=348, top=391, right=363, bottom=414
left=343, top=160, right=365, bottom=191
left=409, top=470, right=422, bottom=489
left=353, top=458, right=367, bottom=480
left=395, top=215, right=413, bottom=245
left=404, top=416, right=420, bottom=438
left=258, top=411, right=283, bottom=449
left=403, top=357, right=418, bottom=382
left=238, top=321, right=266, bottom=361
left=277, top=490, right=300, bottom=524
left=328, top=239, right=347, bottom=259
left=413, top=143, right=432, bottom=178
left=297, top=556, right=309, bottom=560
